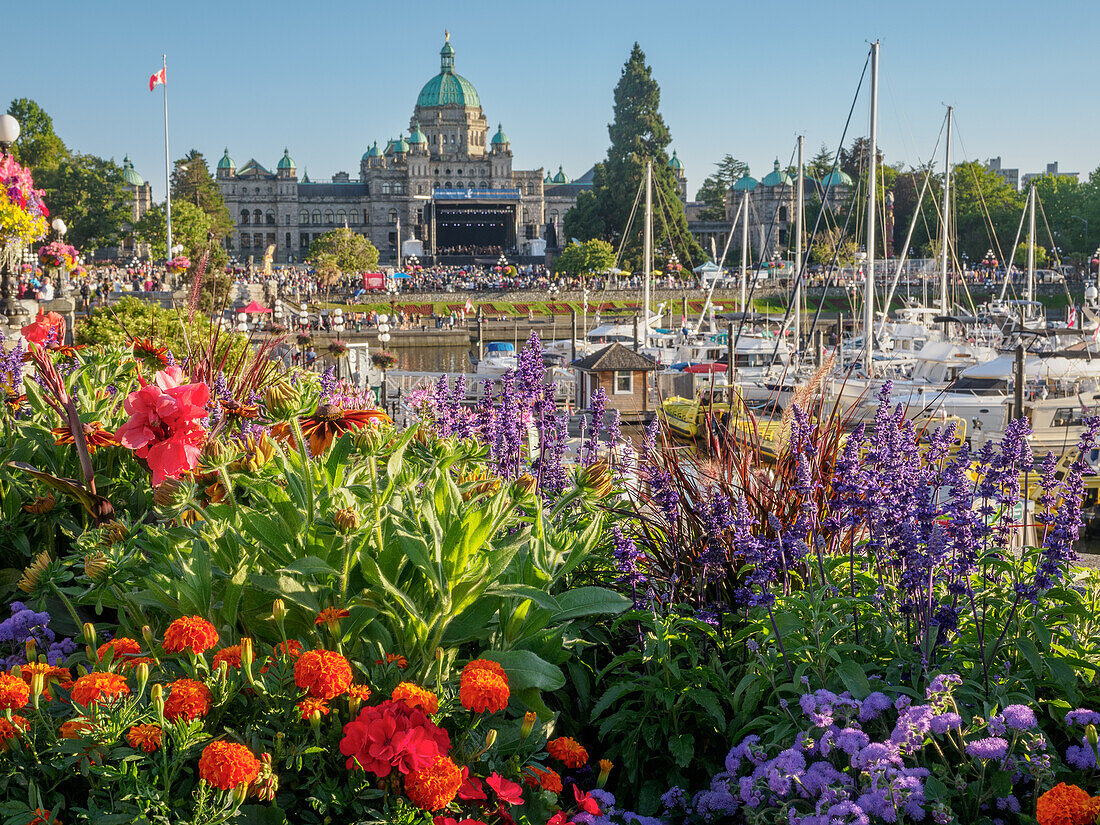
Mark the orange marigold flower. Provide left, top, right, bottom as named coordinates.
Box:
left=460, top=660, right=510, bottom=714
left=164, top=678, right=213, bottom=722
left=70, top=672, right=129, bottom=707
left=294, top=649, right=353, bottom=700
left=50, top=666, right=73, bottom=689
left=405, top=754, right=462, bottom=810
left=162, top=616, right=219, bottom=655
left=315, top=607, right=350, bottom=626
left=375, top=652, right=408, bottom=668
left=275, top=639, right=304, bottom=659
left=0, top=672, right=30, bottom=710
left=213, top=645, right=244, bottom=671
left=1037, top=783, right=1098, bottom=825
left=523, top=765, right=563, bottom=793
left=60, top=719, right=93, bottom=739
left=197, top=740, right=262, bottom=791
left=348, top=684, right=372, bottom=701
left=297, top=697, right=330, bottom=721
left=126, top=723, right=163, bottom=753
left=0, top=715, right=27, bottom=751
left=122, top=656, right=156, bottom=671
left=547, top=736, right=589, bottom=769
left=26, top=807, right=59, bottom=825
left=97, top=637, right=142, bottom=663
left=392, top=682, right=439, bottom=714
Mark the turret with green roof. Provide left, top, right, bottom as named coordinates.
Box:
left=761, top=159, right=793, bottom=187
left=121, top=156, right=145, bottom=187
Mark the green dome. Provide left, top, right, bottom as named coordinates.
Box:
left=216, top=148, right=234, bottom=170
left=668, top=150, right=684, bottom=170
left=491, top=123, right=508, bottom=145
left=544, top=173, right=553, bottom=184
left=416, top=36, right=481, bottom=108
left=277, top=148, right=295, bottom=170
left=551, top=165, right=569, bottom=184
left=363, top=141, right=383, bottom=160
left=820, top=168, right=854, bottom=188
left=731, top=174, right=758, bottom=192
left=408, top=122, right=427, bottom=144
left=761, top=159, right=793, bottom=187
left=121, top=156, right=145, bottom=186
left=392, top=136, right=409, bottom=154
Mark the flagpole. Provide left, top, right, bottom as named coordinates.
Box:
left=162, top=54, right=172, bottom=265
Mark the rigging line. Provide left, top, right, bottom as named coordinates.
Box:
left=953, top=118, right=1014, bottom=289
left=612, top=173, right=646, bottom=271
left=752, top=47, right=870, bottom=358
left=999, top=199, right=1029, bottom=304
left=878, top=113, right=947, bottom=335
left=652, top=170, right=699, bottom=272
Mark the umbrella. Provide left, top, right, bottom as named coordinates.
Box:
left=392, top=272, right=411, bottom=279
left=241, top=300, right=272, bottom=314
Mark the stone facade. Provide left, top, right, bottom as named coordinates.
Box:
left=217, top=36, right=576, bottom=264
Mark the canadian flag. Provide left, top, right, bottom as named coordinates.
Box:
left=1068, top=305, right=1077, bottom=328
left=149, top=67, right=166, bottom=91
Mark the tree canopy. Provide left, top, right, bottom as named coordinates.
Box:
left=7, top=98, right=68, bottom=170
left=551, top=239, right=616, bottom=277
left=135, top=200, right=229, bottom=271
left=563, top=43, right=704, bottom=268
left=34, top=154, right=132, bottom=250
left=694, top=155, right=749, bottom=222
left=308, top=228, right=379, bottom=284
left=171, top=150, right=233, bottom=238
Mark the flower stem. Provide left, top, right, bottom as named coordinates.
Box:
left=289, top=416, right=315, bottom=528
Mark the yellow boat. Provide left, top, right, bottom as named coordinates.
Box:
left=659, top=384, right=744, bottom=440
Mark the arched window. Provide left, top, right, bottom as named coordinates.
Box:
left=444, top=181, right=451, bottom=188
left=240, top=209, right=250, bottom=225
left=253, top=209, right=262, bottom=225
left=312, top=210, right=321, bottom=224
left=363, top=211, right=370, bottom=224
left=457, top=169, right=463, bottom=176
left=348, top=210, right=357, bottom=225
left=388, top=209, right=398, bottom=225
left=265, top=210, right=275, bottom=225
left=336, top=209, right=347, bottom=225
left=550, top=209, right=559, bottom=222
left=324, top=209, right=334, bottom=224
left=381, top=182, right=391, bottom=195
left=479, top=181, right=488, bottom=188
left=778, top=206, right=789, bottom=222
left=300, top=210, right=309, bottom=224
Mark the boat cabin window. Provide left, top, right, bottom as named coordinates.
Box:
left=613, top=371, right=633, bottom=395
left=1053, top=407, right=1090, bottom=427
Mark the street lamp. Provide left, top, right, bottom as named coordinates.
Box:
left=51, top=218, right=71, bottom=298
left=0, top=115, right=20, bottom=153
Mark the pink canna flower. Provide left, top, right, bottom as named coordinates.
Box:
left=115, top=366, right=210, bottom=486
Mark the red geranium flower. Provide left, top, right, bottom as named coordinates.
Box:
left=21, top=311, right=66, bottom=348
left=486, top=772, right=524, bottom=806
left=115, top=366, right=209, bottom=486
left=339, top=698, right=451, bottom=777
left=458, top=766, right=487, bottom=801
left=573, top=786, right=601, bottom=816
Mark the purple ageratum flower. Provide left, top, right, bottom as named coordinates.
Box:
left=852, top=742, right=902, bottom=770
left=825, top=801, right=870, bottom=825
left=1001, top=704, right=1037, bottom=731
left=800, top=690, right=839, bottom=728
left=859, top=692, right=892, bottom=722
left=660, top=786, right=689, bottom=813
left=1067, top=741, right=1099, bottom=770
left=891, top=705, right=934, bottom=755
left=965, top=736, right=1009, bottom=761
left=834, top=727, right=870, bottom=757
left=1065, top=709, right=1100, bottom=726
left=930, top=712, right=962, bottom=734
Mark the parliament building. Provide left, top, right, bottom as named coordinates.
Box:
left=216, top=35, right=585, bottom=265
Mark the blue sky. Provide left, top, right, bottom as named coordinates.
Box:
left=3, top=0, right=1098, bottom=201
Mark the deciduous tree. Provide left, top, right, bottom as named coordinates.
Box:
left=309, top=228, right=379, bottom=285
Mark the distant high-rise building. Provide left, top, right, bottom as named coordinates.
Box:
left=985, top=157, right=1019, bottom=191
left=1021, top=161, right=1079, bottom=188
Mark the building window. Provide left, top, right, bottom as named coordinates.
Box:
left=285, top=232, right=291, bottom=249
left=265, top=210, right=275, bottom=225
left=253, top=232, right=264, bottom=249
left=479, top=181, right=487, bottom=188
left=240, top=209, right=250, bottom=225
left=363, top=211, right=370, bottom=224
left=253, top=209, right=262, bottom=225
left=457, top=169, right=462, bottom=176
left=239, top=233, right=249, bottom=247
left=285, top=214, right=291, bottom=225
left=418, top=185, right=424, bottom=195
left=779, top=206, right=789, bottom=222
left=312, top=210, right=321, bottom=224
left=324, top=209, right=334, bottom=224
left=388, top=209, right=398, bottom=225
left=550, top=209, right=559, bottom=222
left=336, top=209, right=346, bottom=225
left=300, top=210, right=309, bottom=224
left=348, top=210, right=357, bottom=225
left=614, top=371, right=633, bottom=395
left=382, top=182, right=391, bottom=195
left=300, top=233, right=309, bottom=249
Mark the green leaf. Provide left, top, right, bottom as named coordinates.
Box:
left=1017, top=637, right=1043, bottom=675
left=488, top=584, right=560, bottom=612
left=480, top=650, right=566, bottom=691
left=834, top=661, right=871, bottom=699
left=669, top=733, right=694, bottom=768
left=279, top=557, right=339, bottom=577
left=550, top=587, right=632, bottom=622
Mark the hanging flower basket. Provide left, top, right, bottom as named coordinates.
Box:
left=328, top=340, right=349, bottom=358
left=296, top=333, right=313, bottom=347
left=166, top=255, right=191, bottom=275
left=371, top=351, right=397, bottom=370
left=0, top=154, right=49, bottom=246
left=38, top=240, right=78, bottom=269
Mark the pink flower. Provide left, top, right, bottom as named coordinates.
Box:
left=487, top=772, right=524, bottom=806
left=458, top=766, right=488, bottom=801
left=339, top=699, right=451, bottom=777
left=115, top=366, right=210, bottom=486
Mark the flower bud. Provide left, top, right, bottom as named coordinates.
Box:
left=151, top=683, right=165, bottom=717
left=82, top=622, right=97, bottom=648
left=135, top=662, right=151, bottom=696
left=102, top=520, right=128, bottom=546
left=250, top=752, right=279, bottom=801
left=514, top=474, right=538, bottom=497
left=153, top=477, right=184, bottom=508
left=24, top=637, right=36, bottom=664
left=483, top=729, right=497, bottom=750
left=84, top=552, right=109, bottom=581
left=30, top=672, right=44, bottom=709
left=22, top=494, right=55, bottom=514
left=578, top=460, right=613, bottom=499
left=597, top=759, right=613, bottom=788
left=240, top=638, right=254, bottom=671
left=231, top=782, right=249, bottom=807
left=272, top=599, right=287, bottom=623
left=333, top=507, right=360, bottom=534
left=1088, top=724, right=1098, bottom=749
left=521, top=711, right=537, bottom=738
left=142, top=625, right=156, bottom=650
left=264, top=380, right=300, bottom=419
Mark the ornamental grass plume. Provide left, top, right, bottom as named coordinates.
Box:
left=392, top=681, right=440, bottom=714
left=547, top=736, right=589, bottom=769
left=163, top=678, right=213, bottom=722
left=294, top=649, right=353, bottom=700
left=197, top=740, right=262, bottom=791
left=404, top=755, right=463, bottom=810
left=162, top=616, right=219, bottom=655
left=459, top=659, right=510, bottom=714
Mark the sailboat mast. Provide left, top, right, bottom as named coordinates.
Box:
left=940, top=106, right=952, bottom=320
left=740, top=191, right=749, bottom=314
left=643, top=160, right=653, bottom=335
left=794, top=136, right=804, bottom=357
left=1027, top=185, right=1036, bottom=305
left=864, top=41, right=879, bottom=375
